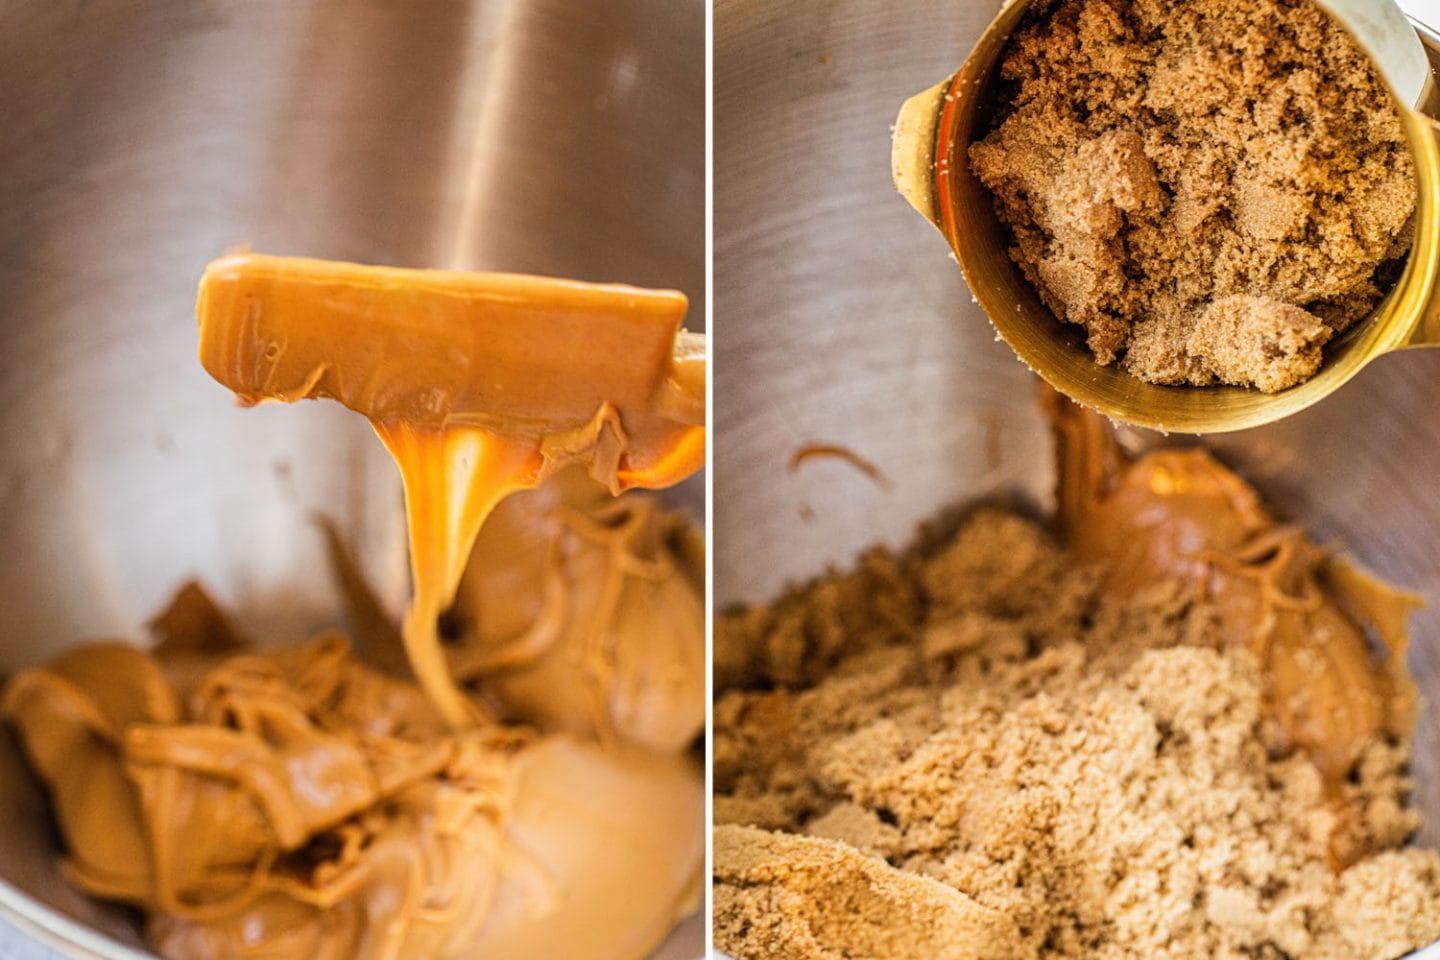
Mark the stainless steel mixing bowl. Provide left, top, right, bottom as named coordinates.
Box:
left=715, top=0, right=1440, bottom=956
left=0, top=1, right=703, bottom=956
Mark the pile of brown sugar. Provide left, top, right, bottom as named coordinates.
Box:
left=714, top=406, right=1440, bottom=958
left=968, top=0, right=1417, bottom=392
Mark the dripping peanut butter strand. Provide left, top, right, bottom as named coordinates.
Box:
left=196, top=253, right=708, bottom=730
left=374, top=422, right=540, bottom=728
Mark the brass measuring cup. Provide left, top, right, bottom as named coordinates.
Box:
left=893, top=0, right=1440, bottom=433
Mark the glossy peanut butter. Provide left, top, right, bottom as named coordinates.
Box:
left=2, top=254, right=706, bottom=960
left=1048, top=394, right=1418, bottom=785
left=1, top=587, right=703, bottom=960
left=447, top=466, right=706, bottom=753
left=197, top=253, right=705, bottom=728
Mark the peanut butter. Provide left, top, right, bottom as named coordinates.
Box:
left=714, top=397, right=1439, bottom=960
left=1048, top=394, right=1419, bottom=785
left=4, top=253, right=706, bottom=960
left=196, top=253, right=705, bottom=728
left=446, top=466, right=705, bottom=753
left=3, top=588, right=703, bottom=960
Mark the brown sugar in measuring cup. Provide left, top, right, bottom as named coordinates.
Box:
left=893, top=0, right=1440, bottom=433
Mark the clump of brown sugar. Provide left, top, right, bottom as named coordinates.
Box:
left=714, top=511, right=1440, bottom=960
left=967, top=0, right=1417, bottom=392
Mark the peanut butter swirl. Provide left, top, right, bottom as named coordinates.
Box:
left=3, top=573, right=702, bottom=959
left=2, top=254, right=706, bottom=960
left=714, top=397, right=1439, bottom=959
left=447, top=466, right=706, bottom=753
left=196, top=253, right=706, bottom=729
left=1048, top=393, right=1419, bottom=787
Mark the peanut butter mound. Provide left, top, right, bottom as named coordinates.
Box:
left=968, top=0, right=1416, bottom=392
left=3, top=475, right=706, bottom=960
left=714, top=406, right=1440, bottom=959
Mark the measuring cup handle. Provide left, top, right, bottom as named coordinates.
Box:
left=1405, top=112, right=1440, bottom=347
left=892, top=78, right=953, bottom=230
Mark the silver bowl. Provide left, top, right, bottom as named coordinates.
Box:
left=0, top=1, right=703, bottom=957
left=714, top=0, right=1440, bottom=956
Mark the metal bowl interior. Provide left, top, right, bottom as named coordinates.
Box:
left=715, top=0, right=1440, bottom=954
left=0, top=1, right=703, bottom=957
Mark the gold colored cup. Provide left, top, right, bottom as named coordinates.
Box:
left=893, top=0, right=1440, bottom=433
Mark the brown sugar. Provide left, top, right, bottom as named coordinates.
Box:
left=714, top=513, right=1440, bottom=959
left=968, top=0, right=1417, bottom=391
left=714, top=405, right=1440, bottom=960
left=713, top=824, right=1022, bottom=960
